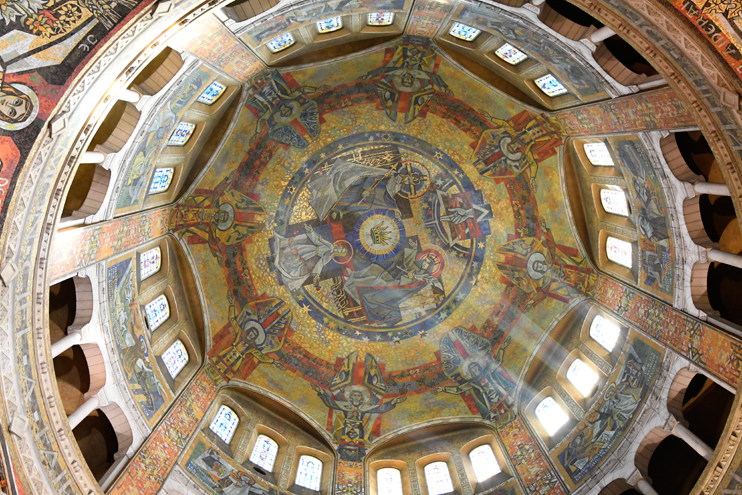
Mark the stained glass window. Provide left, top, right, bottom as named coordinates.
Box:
left=449, top=22, right=481, bottom=41
left=423, top=462, right=454, bottom=495
left=209, top=405, right=239, bottom=444
left=567, top=359, right=599, bottom=397
left=495, top=43, right=528, bottom=65
left=317, top=16, right=342, bottom=33
left=367, top=12, right=395, bottom=26
left=162, top=339, right=189, bottom=378
left=377, top=468, right=403, bottom=495
left=584, top=142, right=614, bottom=166
left=168, top=122, right=195, bottom=146
left=197, top=81, right=227, bottom=105
left=606, top=237, right=632, bottom=268
left=149, top=168, right=174, bottom=194
left=267, top=33, right=296, bottom=53
left=534, top=74, right=568, bottom=97
left=140, top=247, right=162, bottom=280
left=590, top=315, right=620, bottom=352
left=469, top=445, right=501, bottom=482
left=145, top=294, right=169, bottom=331
left=535, top=397, right=569, bottom=435
left=296, top=455, right=322, bottom=491
left=600, top=189, right=629, bottom=217
left=250, top=435, right=279, bottom=472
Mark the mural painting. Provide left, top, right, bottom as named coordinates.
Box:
left=185, top=438, right=267, bottom=495
left=405, top=0, right=455, bottom=37
left=0, top=0, right=152, bottom=223
left=456, top=4, right=606, bottom=100
left=108, top=365, right=223, bottom=495
left=115, top=67, right=213, bottom=215
left=552, top=332, right=662, bottom=488
left=50, top=205, right=170, bottom=280
left=313, top=352, right=406, bottom=460
left=614, top=138, right=674, bottom=298
left=107, top=256, right=171, bottom=422
left=243, top=0, right=407, bottom=44
left=555, top=88, right=694, bottom=135
left=172, top=14, right=264, bottom=83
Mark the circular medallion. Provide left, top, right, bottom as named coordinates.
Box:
left=271, top=132, right=488, bottom=341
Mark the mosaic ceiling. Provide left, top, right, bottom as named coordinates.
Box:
left=166, top=35, right=596, bottom=459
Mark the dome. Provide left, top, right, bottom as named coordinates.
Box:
left=1, top=0, right=742, bottom=494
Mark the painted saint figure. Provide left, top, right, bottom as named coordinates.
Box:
left=437, top=328, right=516, bottom=424
left=208, top=296, right=291, bottom=381
left=273, top=224, right=349, bottom=290
left=170, top=174, right=266, bottom=263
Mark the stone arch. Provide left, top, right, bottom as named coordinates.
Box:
left=634, top=427, right=672, bottom=478
left=98, top=402, right=133, bottom=456
left=598, top=479, right=634, bottom=495
left=61, top=163, right=111, bottom=220
left=131, top=47, right=184, bottom=96
left=90, top=101, right=141, bottom=155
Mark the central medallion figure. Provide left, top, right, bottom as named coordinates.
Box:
left=269, top=132, right=492, bottom=341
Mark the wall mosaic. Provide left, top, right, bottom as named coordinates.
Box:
left=551, top=331, right=663, bottom=489
left=455, top=3, right=607, bottom=100
left=49, top=205, right=170, bottom=281
left=172, top=14, right=264, bottom=83
left=554, top=88, right=695, bottom=136
left=115, top=67, right=214, bottom=215
left=405, top=0, right=455, bottom=37
left=0, top=0, right=153, bottom=224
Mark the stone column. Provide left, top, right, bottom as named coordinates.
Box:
left=673, top=423, right=713, bottom=460
left=67, top=396, right=99, bottom=430
left=79, top=151, right=106, bottom=164
left=51, top=332, right=82, bottom=358
left=590, top=26, right=615, bottom=43
left=707, top=249, right=742, bottom=270
left=531, top=0, right=546, bottom=6
left=635, top=479, right=660, bottom=495
left=118, top=88, right=140, bottom=103
left=694, top=182, right=731, bottom=196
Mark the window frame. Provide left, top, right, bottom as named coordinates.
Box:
left=459, top=437, right=512, bottom=492
left=249, top=433, right=281, bottom=473
left=369, top=460, right=411, bottom=495
left=161, top=338, right=189, bottom=378
left=414, top=453, right=461, bottom=495
left=144, top=293, right=170, bottom=332
left=295, top=454, right=324, bottom=491
left=209, top=404, right=241, bottom=444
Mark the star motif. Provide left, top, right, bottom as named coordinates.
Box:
left=381, top=133, right=391, bottom=140
left=437, top=312, right=448, bottom=322
left=362, top=336, right=370, bottom=343
left=478, top=241, right=485, bottom=249
left=355, top=330, right=362, bottom=336
left=375, top=334, right=382, bottom=341
left=434, top=151, right=443, bottom=159
left=300, top=304, right=310, bottom=315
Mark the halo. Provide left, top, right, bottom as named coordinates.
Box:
left=138, top=335, right=149, bottom=357
left=603, top=383, right=617, bottom=401
left=241, top=320, right=266, bottom=346
left=344, top=385, right=371, bottom=403
left=416, top=247, right=445, bottom=278
left=0, top=83, right=40, bottom=131
left=526, top=252, right=549, bottom=281
left=216, top=202, right=235, bottom=231
left=460, top=355, right=488, bottom=380
left=500, top=136, right=523, bottom=161
left=332, top=239, right=353, bottom=264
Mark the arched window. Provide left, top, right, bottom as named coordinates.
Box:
left=317, top=16, right=342, bottom=33
left=144, top=294, right=169, bottom=331
left=449, top=22, right=481, bottom=41
left=534, top=74, right=568, bottom=97
left=583, top=143, right=614, bottom=166
left=423, top=462, right=454, bottom=495
left=267, top=33, right=296, bottom=53
left=295, top=455, right=323, bottom=491
left=168, top=122, right=195, bottom=146
left=149, top=167, right=175, bottom=194
left=197, top=81, right=227, bottom=105
left=606, top=237, right=632, bottom=268
left=469, top=445, right=501, bottom=482
left=250, top=434, right=279, bottom=472
left=566, top=359, right=599, bottom=396
left=590, top=315, right=619, bottom=351
left=162, top=339, right=189, bottom=378
left=140, top=247, right=162, bottom=280
left=377, top=467, right=403, bottom=495
left=210, top=405, right=240, bottom=444
left=600, top=189, right=629, bottom=216
left=495, top=43, right=528, bottom=65
left=368, top=12, right=395, bottom=25
left=535, top=397, right=569, bottom=435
